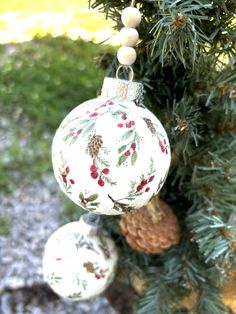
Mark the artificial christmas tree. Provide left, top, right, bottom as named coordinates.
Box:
left=88, top=0, right=236, bottom=313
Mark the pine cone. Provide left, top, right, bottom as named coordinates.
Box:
left=88, top=135, right=103, bottom=158
left=120, top=197, right=180, bottom=254
left=143, top=117, right=156, bottom=135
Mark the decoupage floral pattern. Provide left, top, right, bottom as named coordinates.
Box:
left=52, top=95, right=171, bottom=215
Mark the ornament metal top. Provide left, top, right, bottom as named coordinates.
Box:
left=51, top=3, right=171, bottom=215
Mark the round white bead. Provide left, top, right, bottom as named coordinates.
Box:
left=121, top=7, right=141, bottom=28
left=117, top=47, right=137, bottom=66
left=119, top=27, right=139, bottom=47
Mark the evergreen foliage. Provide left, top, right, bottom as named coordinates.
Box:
left=90, top=0, right=236, bottom=312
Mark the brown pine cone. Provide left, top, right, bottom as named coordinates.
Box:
left=120, top=197, right=180, bottom=254
left=143, top=117, right=156, bottom=135
left=88, top=135, right=103, bottom=158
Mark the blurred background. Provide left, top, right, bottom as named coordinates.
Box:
left=0, top=1, right=120, bottom=313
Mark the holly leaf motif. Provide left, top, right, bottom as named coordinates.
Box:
left=88, top=194, right=98, bottom=201
left=117, top=154, right=128, bottom=166
left=131, top=151, right=137, bottom=166
left=118, top=145, right=127, bottom=154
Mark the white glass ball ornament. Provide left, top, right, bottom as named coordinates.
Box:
left=52, top=77, right=171, bottom=215
left=42, top=215, right=118, bottom=300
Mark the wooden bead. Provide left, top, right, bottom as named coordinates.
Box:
left=117, top=47, right=137, bottom=66
left=120, top=27, right=139, bottom=47
left=121, top=7, right=141, bottom=28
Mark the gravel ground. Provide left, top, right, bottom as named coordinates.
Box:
left=0, top=176, right=117, bottom=314
left=0, top=113, right=117, bottom=313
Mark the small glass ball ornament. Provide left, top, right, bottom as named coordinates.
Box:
left=52, top=77, right=171, bottom=215
left=42, top=214, right=118, bottom=300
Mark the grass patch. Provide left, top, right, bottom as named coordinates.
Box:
left=0, top=35, right=112, bottom=192
left=0, top=213, right=11, bottom=235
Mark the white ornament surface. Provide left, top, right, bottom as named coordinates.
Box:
left=52, top=83, right=171, bottom=215
left=42, top=220, right=118, bottom=300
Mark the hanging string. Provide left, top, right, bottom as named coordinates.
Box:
left=131, top=0, right=136, bottom=7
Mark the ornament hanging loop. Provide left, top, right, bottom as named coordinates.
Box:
left=116, top=65, right=134, bottom=81
left=130, top=0, right=136, bottom=7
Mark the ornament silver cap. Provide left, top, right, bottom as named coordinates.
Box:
left=79, top=213, right=101, bottom=236
left=101, top=77, right=144, bottom=102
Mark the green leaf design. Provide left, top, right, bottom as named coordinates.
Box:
left=121, top=130, right=133, bottom=141
left=79, top=192, right=84, bottom=201
left=88, top=194, right=98, bottom=201
left=70, top=136, right=77, bottom=145
left=118, top=145, right=127, bottom=153
left=89, top=202, right=100, bottom=206
left=131, top=151, right=138, bottom=165
left=117, top=154, right=128, bottom=166
left=68, top=292, right=82, bottom=299
left=78, top=119, right=90, bottom=124
left=83, top=122, right=95, bottom=135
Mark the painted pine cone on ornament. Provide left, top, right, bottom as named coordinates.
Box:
left=120, top=197, right=180, bottom=254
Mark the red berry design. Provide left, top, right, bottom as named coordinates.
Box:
left=77, top=129, right=82, bottom=135
left=62, top=175, right=67, bottom=184
left=141, top=180, right=147, bottom=186
left=70, top=179, right=75, bottom=184
left=126, top=122, right=132, bottom=128
left=149, top=176, right=155, bottom=182
left=108, top=101, right=114, bottom=105
left=131, top=143, right=136, bottom=151
left=164, top=139, right=166, bottom=144
left=65, top=166, right=70, bottom=174
left=136, top=185, right=143, bottom=192
left=90, top=165, right=97, bottom=172
left=165, top=148, right=168, bottom=154
left=131, top=120, right=135, bottom=126
left=56, top=257, right=62, bottom=261
left=121, top=114, right=127, bottom=120
left=82, top=198, right=89, bottom=205
left=89, top=112, right=98, bottom=118
left=98, top=179, right=105, bottom=187
left=91, top=172, right=99, bottom=179
left=117, top=123, right=123, bottom=128
left=159, top=140, right=165, bottom=153
left=125, top=150, right=131, bottom=157
left=70, top=132, right=74, bottom=137
left=95, top=274, right=101, bottom=279
left=102, top=168, right=109, bottom=175
left=145, top=187, right=150, bottom=193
